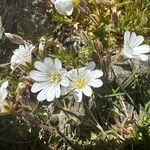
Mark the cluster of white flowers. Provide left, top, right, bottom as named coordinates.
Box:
left=6, top=30, right=149, bottom=103
left=30, top=58, right=103, bottom=102
left=27, top=31, right=149, bottom=102
left=9, top=31, right=149, bottom=71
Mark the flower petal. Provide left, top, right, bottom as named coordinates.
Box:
left=123, top=49, right=133, bottom=58
left=11, top=44, right=32, bottom=69
left=54, top=1, right=66, bottom=15
left=132, top=36, right=144, bottom=47
left=129, top=32, right=137, bottom=48
left=73, top=90, right=82, bottom=102
left=47, top=88, right=55, bottom=101
left=86, top=61, right=96, bottom=70
left=88, top=79, right=103, bottom=88
left=31, top=82, right=50, bottom=93
left=66, top=8, right=73, bottom=16
left=55, top=85, right=61, bottom=98
left=37, top=87, right=49, bottom=101
left=11, top=55, right=23, bottom=69
left=60, top=69, right=68, bottom=76
left=0, top=88, right=7, bottom=101
left=133, top=44, right=150, bottom=54
left=89, top=70, right=103, bottom=79
left=34, top=61, right=48, bottom=72
left=82, top=85, right=92, bottom=97
left=0, top=81, right=8, bottom=101
left=30, top=70, right=47, bottom=81
left=54, top=58, right=62, bottom=70
left=61, top=87, right=72, bottom=96
left=55, top=0, right=73, bottom=16
left=1, top=81, right=8, bottom=89
left=61, top=77, right=70, bottom=87
left=124, top=31, right=130, bottom=46
left=136, top=55, right=149, bottom=61
left=43, top=57, right=53, bottom=67
left=67, top=69, right=78, bottom=81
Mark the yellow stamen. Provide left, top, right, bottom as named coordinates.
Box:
left=75, top=78, right=87, bottom=89
left=50, top=72, right=62, bottom=83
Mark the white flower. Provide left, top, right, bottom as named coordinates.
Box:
left=11, top=44, right=33, bottom=70
left=51, top=0, right=74, bottom=16
left=0, top=81, right=9, bottom=112
left=30, top=57, right=70, bottom=101
left=62, top=62, right=103, bottom=102
left=123, top=31, right=150, bottom=61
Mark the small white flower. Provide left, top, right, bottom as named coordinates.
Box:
left=11, top=44, right=33, bottom=70
left=123, top=31, right=150, bottom=61
left=62, top=62, right=103, bottom=102
left=51, top=0, right=74, bottom=16
left=30, top=57, right=70, bottom=101
left=0, top=81, right=9, bottom=112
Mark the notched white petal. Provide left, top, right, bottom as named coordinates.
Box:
left=86, top=61, right=96, bottom=70
left=132, top=36, right=144, bottom=47
left=31, top=82, right=49, bottom=93
left=30, top=70, right=47, bottom=81
left=90, top=70, right=103, bottom=79
left=55, top=85, right=61, bottom=98
left=44, top=57, right=53, bottom=67
left=37, top=87, right=49, bottom=101
left=47, top=89, right=55, bottom=101
left=54, top=58, right=62, bottom=70
left=88, top=79, right=103, bottom=88
left=82, top=85, right=92, bottom=97
left=133, top=45, right=150, bottom=54
left=137, top=55, right=149, bottom=61
left=124, top=31, right=130, bottom=45
left=61, top=77, right=70, bottom=87
left=34, top=61, right=48, bottom=72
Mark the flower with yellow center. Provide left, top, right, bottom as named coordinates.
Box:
left=61, top=62, right=103, bottom=102
left=30, top=57, right=70, bottom=101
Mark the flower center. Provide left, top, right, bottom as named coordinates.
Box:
left=75, top=78, right=87, bottom=89
left=49, top=72, right=62, bottom=83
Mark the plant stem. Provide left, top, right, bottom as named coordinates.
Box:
left=54, top=100, right=82, bottom=122
left=82, top=97, right=105, bottom=135
left=56, top=127, right=80, bottom=150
